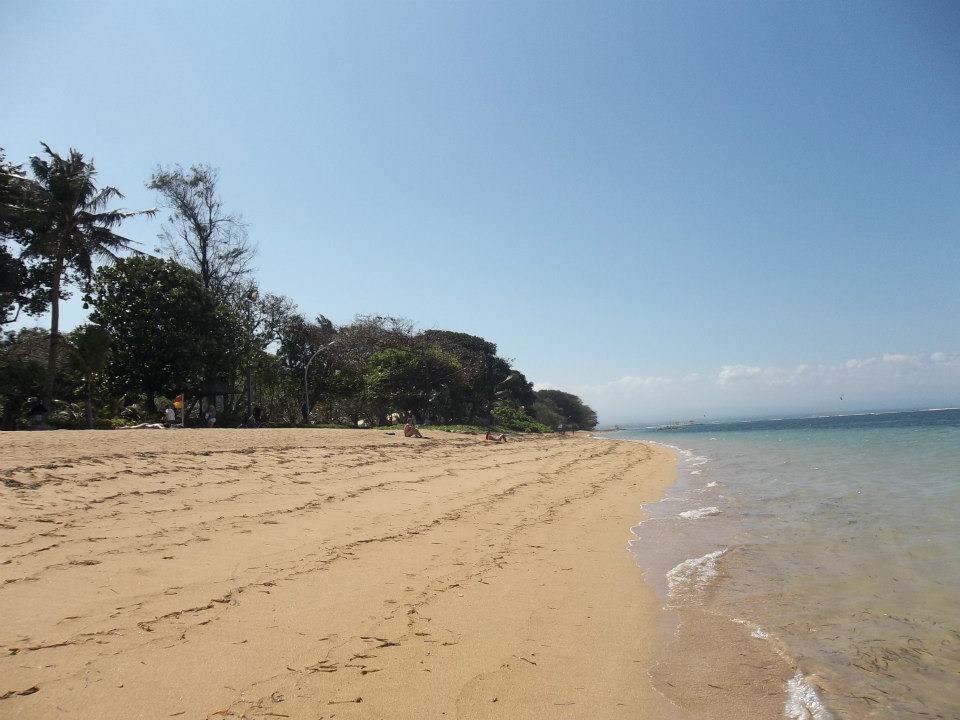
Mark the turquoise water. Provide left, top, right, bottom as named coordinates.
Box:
left=612, top=409, right=960, bottom=719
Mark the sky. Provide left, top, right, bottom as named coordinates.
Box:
left=3, top=0, right=959, bottom=424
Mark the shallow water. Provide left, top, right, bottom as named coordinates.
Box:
left=613, top=409, right=960, bottom=719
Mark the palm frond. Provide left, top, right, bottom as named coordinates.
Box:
left=29, top=154, right=50, bottom=184
left=85, top=185, right=125, bottom=211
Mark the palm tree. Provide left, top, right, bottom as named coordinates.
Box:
left=67, top=324, right=111, bottom=429
left=21, top=144, right=154, bottom=413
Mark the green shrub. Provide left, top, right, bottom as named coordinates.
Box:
left=491, top=404, right=551, bottom=433
left=48, top=401, right=86, bottom=429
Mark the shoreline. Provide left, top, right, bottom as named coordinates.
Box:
left=616, top=433, right=824, bottom=720
left=1, top=429, right=681, bottom=719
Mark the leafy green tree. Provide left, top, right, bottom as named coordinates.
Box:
left=0, top=150, right=30, bottom=323
left=496, top=368, right=537, bottom=412
left=291, top=315, right=415, bottom=424
left=0, top=328, right=47, bottom=429
left=276, top=313, right=336, bottom=420
left=0, top=149, right=52, bottom=324
left=66, top=324, right=111, bottom=428
left=248, top=351, right=302, bottom=425
left=534, top=389, right=598, bottom=430
left=15, top=144, right=154, bottom=410
left=419, top=330, right=500, bottom=422
left=238, top=286, right=297, bottom=418
left=90, top=256, right=244, bottom=410
left=0, top=246, right=30, bottom=323
left=365, top=346, right=463, bottom=423
left=335, top=315, right=415, bottom=370
left=531, top=397, right=564, bottom=428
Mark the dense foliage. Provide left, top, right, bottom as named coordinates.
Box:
left=532, top=389, right=598, bottom=430
left=0, top=328, right=46, bottom=429
left=0, top=143, right=598, bottom=431
left=90, top=256, right=245, bottom=409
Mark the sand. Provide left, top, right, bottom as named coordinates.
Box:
left=0, top=429, right=681, bottom=719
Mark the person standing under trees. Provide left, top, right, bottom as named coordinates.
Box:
left=246, top=405, right=264, bottom=428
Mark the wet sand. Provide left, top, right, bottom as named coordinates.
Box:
left=0, top=429, right=680, bottom=719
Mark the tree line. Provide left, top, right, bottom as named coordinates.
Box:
left=0, top=143, right=597, bottom=432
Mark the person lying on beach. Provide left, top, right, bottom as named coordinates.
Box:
left=485, top=430, right=507, bottom=442
left=121, top=422, right=166, bottom=430
left=403, top=422, right=424, bottom=438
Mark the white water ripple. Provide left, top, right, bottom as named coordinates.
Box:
left=678, top=506, right=721, bottom=520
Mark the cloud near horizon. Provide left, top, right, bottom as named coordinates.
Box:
left=542, top=351, right=960, bottom=424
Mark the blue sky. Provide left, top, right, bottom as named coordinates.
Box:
left=3, top=0, right=959, bottom=423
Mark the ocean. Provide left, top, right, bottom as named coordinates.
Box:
left=610, top=409, right=960, bottom=720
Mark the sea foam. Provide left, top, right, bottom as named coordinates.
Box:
left=666, top=549, right=726, bottom=602
left=785, top=671, right=833, bottom=720
left=678, top=506, right=721, bottom=520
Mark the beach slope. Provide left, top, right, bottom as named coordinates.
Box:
left=0, top=429, right=677, bottom=719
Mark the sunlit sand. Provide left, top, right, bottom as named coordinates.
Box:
left=1, top=429, right=677, bottom=719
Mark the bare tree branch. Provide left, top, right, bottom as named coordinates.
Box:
left=148, top=164, right=256, bottom=299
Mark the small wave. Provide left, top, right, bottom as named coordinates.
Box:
left=666, top=549, right=726, bottom=602
left=785, top=671, right=833, bottom=720
left=689, top=469, right=702, bottom=475
left=678, top=506, right=721, bottom=520
left=706, top=481, right=718, bottom=488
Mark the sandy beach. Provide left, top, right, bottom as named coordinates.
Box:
left=0, top=429, right=680, bottom=719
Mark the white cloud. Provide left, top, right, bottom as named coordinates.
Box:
left=882, top=353, right=916, bottom=365
left=717, top=365, right=762, bottom=385
left=572, top=350, right=960, bottom=424
left=612, top=375, right=673, bottom=388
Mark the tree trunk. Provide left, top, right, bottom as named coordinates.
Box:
left=43, top=261, right=63, bottom=416
left=200, top=238, right=210, bottom=290
left=186, top=397, right=200, bottom=427
left=85, top=380, right=93, bottom=429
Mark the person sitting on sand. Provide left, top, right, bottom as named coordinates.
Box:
left=204, top=404, right=217, bottom=428
left=403, top=422, right=423, bottom=438
left=485, top=430, right=507, bottom=442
